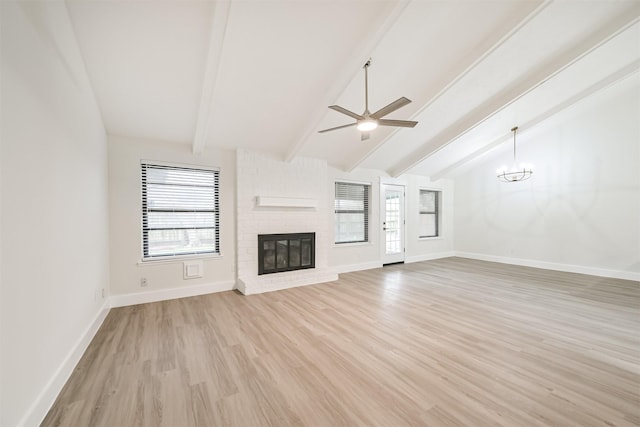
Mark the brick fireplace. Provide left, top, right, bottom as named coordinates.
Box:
left=235, top=149, right=337, bottom=295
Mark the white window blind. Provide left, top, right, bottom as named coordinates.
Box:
left=419, top=189, right=439, bottom=238
left=335, top=182, right=369, bottom=244
left=141, top=163, right=219, bottom=259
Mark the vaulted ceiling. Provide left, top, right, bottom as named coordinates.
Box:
left=66, top=0, right=640, bottom=178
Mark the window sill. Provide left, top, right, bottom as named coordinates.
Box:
left=333, top=241, right=372, bottom=248
left=138, top=253, right=223, bottom=265
left=418, top=236, right=442, bottom=241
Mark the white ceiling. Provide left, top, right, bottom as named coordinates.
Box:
left=66, top=0, right=640, bottom=178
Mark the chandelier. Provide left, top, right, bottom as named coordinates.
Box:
left=496, top=126, right=533, bottom=182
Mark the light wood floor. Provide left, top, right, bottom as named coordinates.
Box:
left=43, top=257, right=640, bottom=426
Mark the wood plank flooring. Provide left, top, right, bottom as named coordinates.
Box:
left=42, top=257, right=640, bottom=426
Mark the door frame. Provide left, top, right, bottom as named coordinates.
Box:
left=380, top=182, right=406, bottom=265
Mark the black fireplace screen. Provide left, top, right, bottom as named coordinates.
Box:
left=258, top=233, right=315, bottom=275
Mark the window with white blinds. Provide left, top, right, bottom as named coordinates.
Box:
left=141, top=163, right=219, bottom=259
left=335, top=182, right=369, bottom=244
left=419, top=189, right=440, bottom=238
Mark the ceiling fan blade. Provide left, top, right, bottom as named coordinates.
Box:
left=361, top=132, right=370, bottom=141
left=318, top=122, right=357, bottom=133
left=370, top=97, right=411, bottom=119
left=329, top=105, right=364, bottom=120
left=377, top=119, right=418, bottom=128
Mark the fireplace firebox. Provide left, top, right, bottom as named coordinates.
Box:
left=258, top=233, right=315, bottom=275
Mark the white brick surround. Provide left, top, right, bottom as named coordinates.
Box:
left=236, top=149, right=337, bottom=294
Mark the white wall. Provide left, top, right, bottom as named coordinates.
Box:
left=108, top=135, right=236, bottom=305
left=0, top=3, right=110, bottom=426
left=453, top=75, right=640, bottom=280
left=328, top=166, right=455, bottom=273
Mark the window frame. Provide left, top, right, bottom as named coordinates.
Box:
left=140, top=161, right=220, bottom=261
left=334, top=181, right=370, bottom=244
left=418, top=189, right=440, bottom=239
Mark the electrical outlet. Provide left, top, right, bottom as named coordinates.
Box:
left=140, top=277, right=148, bottom=287
left=101, top=288, right=105, bottom=299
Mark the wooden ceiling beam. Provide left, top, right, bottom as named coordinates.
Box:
left=192, top=1, right=233, bottom=154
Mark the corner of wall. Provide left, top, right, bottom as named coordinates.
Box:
left=19, top=301, right=111, bottom=427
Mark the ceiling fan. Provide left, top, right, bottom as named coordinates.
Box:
left=318, top=59, right=418, bottom=141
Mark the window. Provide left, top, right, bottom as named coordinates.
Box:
left=335, top=182, right=369, bottom=244
left=141, top=163, right=219, bottom=259
left=419, top=189, right=440, bottom=238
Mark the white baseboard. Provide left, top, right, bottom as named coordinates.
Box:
left=455, top=252, right=640, bottom=281
left=21, top=300, right=110, bottom=427
left=333, top=253, right=456, bottom=274
left=110, top=280, right=236, bottom=307
left=405, top=251, right=455, bottom=264
left=334, top=261, right=383, bottom=274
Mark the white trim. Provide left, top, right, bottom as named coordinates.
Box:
left=21, top=301, right=110, bottom=427
left=335, top=261, right=383, bottom=274
left=110, top=280, right=235, bottom=308
left=139, top=162, right=221, bottom=262
left=418, top=188, right=442, bottom=240
left=418, top=185, right=443, bottom=192
left=333, top=241, right=372, bottom=248
left=334, top=181, right=372, bottom=245
left=455, top=252, right=640, bottom=282
left=334, top=178, right=372, bottom=186
left=381, top=183, right=406, bottom=264
left=405, top=251, right=455, bottom=264
left=140, top=159, right=220, bottom=171
left=138, top=253, right=223, bottom=265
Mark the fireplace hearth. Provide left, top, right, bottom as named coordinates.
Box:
left=258, top=233, right=315, bottom=275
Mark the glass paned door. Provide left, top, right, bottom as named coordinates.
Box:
left=382, top=184, right=405, bottom=264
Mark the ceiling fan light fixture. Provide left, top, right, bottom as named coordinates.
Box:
left=318, top=58, right=417, bottom=137
left=357, top=119, right=378, bottom=132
